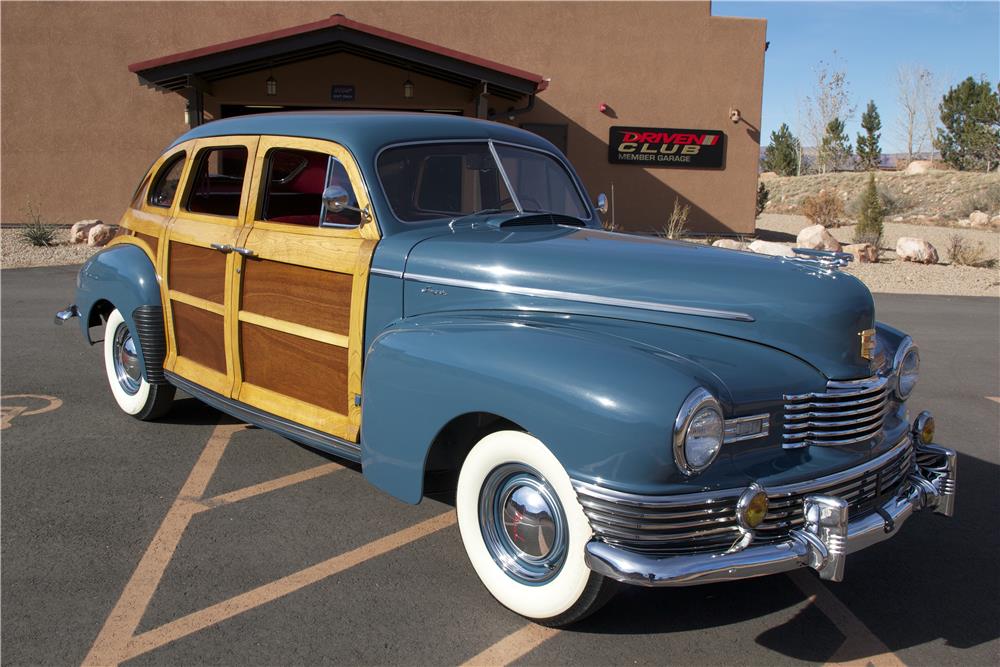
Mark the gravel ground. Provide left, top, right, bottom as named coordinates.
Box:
left=1, top=227, right=98, bottom=269
left=756, top=213, right=1000, bottom=297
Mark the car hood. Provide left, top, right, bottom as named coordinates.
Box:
left=401, top=223, right=876, bottom=380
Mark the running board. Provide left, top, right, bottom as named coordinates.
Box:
left=165, top=371, right=362, bottom=464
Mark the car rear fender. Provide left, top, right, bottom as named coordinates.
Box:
left=75, top=243, right=165, bottom=383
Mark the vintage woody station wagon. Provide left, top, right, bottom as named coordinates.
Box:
left=58, top=112, right=957, bottom=625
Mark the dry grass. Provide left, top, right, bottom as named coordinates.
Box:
left=660, top=198, right=690, bottom=239
left=801, top=190, right=847, bottom=227
left=763, top=169, right=1000, bottom=224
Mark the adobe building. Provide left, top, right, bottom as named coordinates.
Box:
left=1, top=1, right=766, bottom=234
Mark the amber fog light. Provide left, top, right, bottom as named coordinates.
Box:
left=913, top=411, right=935, bottom=445
left=738, top=484, right=769, bottom=530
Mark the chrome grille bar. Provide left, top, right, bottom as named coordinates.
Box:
left=782, top=375, right=889, bottom=448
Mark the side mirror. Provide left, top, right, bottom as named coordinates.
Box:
left=595, top=193, right=608, bottom=215
left=322, top=185, right=351, bottom=213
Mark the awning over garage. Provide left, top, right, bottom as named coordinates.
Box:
left=129, top=13, right=548, bottom=103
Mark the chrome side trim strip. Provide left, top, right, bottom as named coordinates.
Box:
left=164, top=371, right=362, bottom=463
left=370, top=267, right=404, bottom=279
left=403, top=273, right=755, bottom=322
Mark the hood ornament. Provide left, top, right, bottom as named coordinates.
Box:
left=790, top=247, right=853, bottom=271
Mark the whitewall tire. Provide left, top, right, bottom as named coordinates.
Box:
left=456, top=430, right=616, bottom=626
left=103, top=308, right=174, bottom=420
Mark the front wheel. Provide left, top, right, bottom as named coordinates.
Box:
left=456, top=430, right=617, bottom=626
left=103, top=308, right=175, bottom=420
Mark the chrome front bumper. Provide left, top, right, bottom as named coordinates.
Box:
left=584, top=443, right=956, bottom=587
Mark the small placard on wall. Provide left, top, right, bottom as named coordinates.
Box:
left=608, top=126, right=726, bottom=169
left=330, top=85, right=356, bottom=102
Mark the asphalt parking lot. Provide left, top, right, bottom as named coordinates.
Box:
left=2, top=264, right=998, bottom=666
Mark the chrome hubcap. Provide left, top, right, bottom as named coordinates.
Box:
left=113, top=323, right=142, bottom=395
left=479, top=463, right=567, bottom=584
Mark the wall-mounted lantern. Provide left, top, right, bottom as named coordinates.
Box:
left=266, top=65, right=277, bottom=96
left=403, top=78, right=415, bottom=99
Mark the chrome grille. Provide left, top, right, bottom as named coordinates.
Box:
left=783, top=376, right=890, bottom=448
left=755, top=438, right=915, bottom=542
left=572, top=483, right=743, bottom=556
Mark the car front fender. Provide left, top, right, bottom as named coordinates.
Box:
left=360, top=313, right=737, bottom=504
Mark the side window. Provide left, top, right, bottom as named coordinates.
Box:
left=146, top=153, right=186, bottom=209
left=186, top=146, right=248, bottom=217
left=130, top=172, right=153, bottom=210
left=259, top=148, right=360, bottom=227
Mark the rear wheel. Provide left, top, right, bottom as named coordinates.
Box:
left=103, top=308, right=174, bottom=420
left=456, top=430, right=617, bottom=626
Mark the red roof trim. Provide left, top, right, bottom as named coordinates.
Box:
left=128, top=14, right=548, bottom=92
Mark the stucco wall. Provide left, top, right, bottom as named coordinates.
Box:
left=1, top=1, right=765, bottom=234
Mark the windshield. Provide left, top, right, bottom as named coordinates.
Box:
left=377, top=142, right=590, bottom=223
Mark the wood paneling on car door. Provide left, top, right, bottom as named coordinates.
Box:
left=167, top=242, right=227, bottom=303
left=240, top=260, right=353, bottom=335
left=171, top=301, right=227, bottom=374
left=240, top=322, right=349, bottom=413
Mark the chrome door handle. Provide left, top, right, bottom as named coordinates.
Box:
left=210, top=243, right=233, bottom=254
left=232, top=247, right=257, bottom=258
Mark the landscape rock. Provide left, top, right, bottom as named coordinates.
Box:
left=903, top=160, right=933, bottom=175
left=991, top=215, right=1000, bottom=228
left=70, top=219, right=101, bottom=244
left=895, top=237, right=939, bottom=264
left=712, top=239, right=745, bottom=250
left=955, top=218, right=973, bottom=228
left=968, top=210, right=989, bottom=228
left=796, top=224, right=843, bottom=252
left=759, top=171, right=778, bottom=180
left=748, top=240, right=796, bottom=258
left=87, top=224, right=118, bottom=247
left=844, top=243, right=877, bottom=263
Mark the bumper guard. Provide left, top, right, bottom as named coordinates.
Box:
left=584, top=443, right=956, bottom=587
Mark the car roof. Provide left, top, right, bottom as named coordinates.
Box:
left=169, top=111, right=557, bottom=158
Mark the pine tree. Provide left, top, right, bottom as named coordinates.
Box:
left=854, top=172, right=884, bottom=252
left=817, top=117, right=851, bottom=173
left=855, top=100, right=882, bottom=171
left=935, top=76, right=1000, bottom=171
left=761, top=123, right=800, bottom=176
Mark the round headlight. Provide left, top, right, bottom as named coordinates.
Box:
left=673, top=388, right=724, bottom=476
left=894, top=339, right=920, bottom=400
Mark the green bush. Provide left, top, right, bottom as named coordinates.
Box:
left=756, top=181, right=770, bottom=217
left=854, top=173, right=884, bottom=250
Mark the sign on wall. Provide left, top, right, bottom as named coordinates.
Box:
left=330, top=85, right=356, bottom=102
left=608, top=126, right=726, bottom=169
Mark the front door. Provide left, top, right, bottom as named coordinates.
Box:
left=161, top=136, right=259, bottom=397
left=232, top=136, right=379, bottom=442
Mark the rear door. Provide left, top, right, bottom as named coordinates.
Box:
left=230, top=136, right=379, bottom=442
left=161, top=136, right=259, bottom=397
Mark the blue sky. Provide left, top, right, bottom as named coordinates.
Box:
left=714, top=1, right=1000, bottom=153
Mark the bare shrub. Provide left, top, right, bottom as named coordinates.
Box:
left=801, top=190, right=846, bottom=227
left=946, top=234, right=996, bottom=267
left=661, top=198, right=691, bottom=239
left=961, top=183, right=1000, bottom=216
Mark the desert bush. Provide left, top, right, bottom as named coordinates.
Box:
left=661, top=197, right=691, bottom=239
left=19, top=200, right=58, bottom=247
left=961, top=182, right=1000, bottom=215
left=946, top=234, right=996, bottom=267
left=20, top=223, right=57, bottom=247
left=756, top=181, right=770, bottom=217
left=801, top=189, right=846, bottom=227
left=848, top=186, right=900, bottom=218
